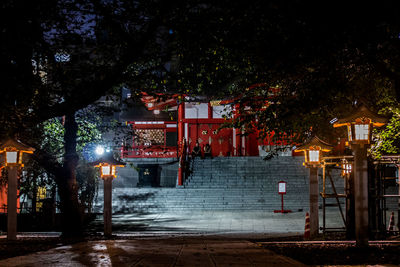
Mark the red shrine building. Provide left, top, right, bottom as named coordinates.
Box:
left=120, top=90, right=294, bottom=187
left=123, top=94, right=277, bottom=155
left=122, top=95, right=259, bottom=159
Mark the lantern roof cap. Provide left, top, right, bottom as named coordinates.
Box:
left=295, top=135, right=332, bottom=152
left=89, top=153, right=126, bottom=167
left=334, top=103, right=387, bottom=127
left=0, top=138, right=35, bottom=153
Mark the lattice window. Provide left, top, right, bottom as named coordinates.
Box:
left=134, top=129, right=164, bottom=146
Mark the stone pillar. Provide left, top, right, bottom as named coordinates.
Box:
left=309, top=166, right=319, bottom=238
left=103, top=177, right=112, bottom=237
left=7, top=166, right=18, bottom=241
left=353, top=144, right=369, bottom=247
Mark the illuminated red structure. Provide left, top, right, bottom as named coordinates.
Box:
left=122, top=89, right=287, bottom=160
left=122, top=97, right=262, bottom=160
left=121, top=88, right=293, bottom=186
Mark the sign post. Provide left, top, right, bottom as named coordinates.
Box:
left=274, top=181, right=291, bottom=213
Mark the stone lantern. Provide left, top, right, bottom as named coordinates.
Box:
left=0, top=139, right=34, bottom=240
left=295, top=136, right=332, bottom=238
left=91, top=154, right=125, bottom=237
left=333, top=103, right=387, bottom=247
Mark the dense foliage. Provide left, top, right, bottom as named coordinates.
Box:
left=1, top=0, right=191, bottom=235
left=3, top=0, right=400, bottom=235
left=163, top=1, right=400, bottom=154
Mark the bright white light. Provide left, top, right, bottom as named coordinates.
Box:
left=343, top=163, right=352, bottom=174
left=6, top=152, right=18, bottom=163
left=153, top=109, right=160, bottom=114
left=95, top=146, right=105, bottom=155
left=354, top=124, right=369, bottom=140
left=308, top=150, right=319, bottom=162
left=105, top=148, right=111, bottom=153
left=101, top=165, right=111, bottom=176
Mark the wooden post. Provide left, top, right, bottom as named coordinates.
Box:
left=346, top=171, right=355, bottom=239
left=309, top=166, right=319, bottom=238
left=103, top=177, right=112, bottom=237
left=353, top=144, right=369, bottom=247
left=7, top=166, right=18, bottom=241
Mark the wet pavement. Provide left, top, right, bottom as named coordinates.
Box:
left=0, top=209, right=345, bottom=266
left=99, top=209, right=345, bottom=235
left=0, top=236, right=305, bottom=266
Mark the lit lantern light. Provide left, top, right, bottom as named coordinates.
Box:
left=295, top=136, right=332, bottom=167
left=333, top=104, right=387, bottom=145
left=91, top=154, right=125, bottom=179
left=0, top=139, right=35, bottom=167
left=341, top=160, right=352, bottom=177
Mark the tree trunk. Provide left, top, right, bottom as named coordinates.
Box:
left=57, top=112, right=82, bottom=237
left=32, top=178, right=37, bottom=214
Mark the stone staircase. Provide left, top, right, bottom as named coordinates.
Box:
left=93, top=156, right=345, bottom=213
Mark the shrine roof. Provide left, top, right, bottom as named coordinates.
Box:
left=89, top=153, right=126, bottom=167
left=334, top=104, right=387, bottom=127
left=0, top=139, right=35, bottom=153
left=295, top=136, right=332, bottom=152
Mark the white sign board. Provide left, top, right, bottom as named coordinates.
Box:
left=278, top=182, right=286, bottom=194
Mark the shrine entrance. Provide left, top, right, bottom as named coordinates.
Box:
left=188, top=123, right=233, bottom=157
left=137, top=164, right=161, bottom=187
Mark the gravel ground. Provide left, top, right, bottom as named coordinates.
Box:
left=258, top=234, right=400, bottom=266
left=0, top=237, right=64, bottom=260
left=262, top=242, right=400, bottom=265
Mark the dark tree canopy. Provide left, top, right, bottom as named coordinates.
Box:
left=3, top=0, right=400, bottom=235
left=4, top=0, right=400, bottom=136
left=1, top=0, right=194, bottom=236
left=163, top=1, right=400, bottom=146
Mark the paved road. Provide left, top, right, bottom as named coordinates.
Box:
left=98, top=209, right=345, bottom=235
left=0, top=209, right=345, bottom=266
left=0, top=236, right=305, bottom=267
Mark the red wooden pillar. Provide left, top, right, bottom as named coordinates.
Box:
left=241, top=130, right=246, bottom=156
left=177, top=98, right=185, bottom=186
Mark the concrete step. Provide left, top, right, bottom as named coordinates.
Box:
left=95, top=157, right=346, bottom=213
